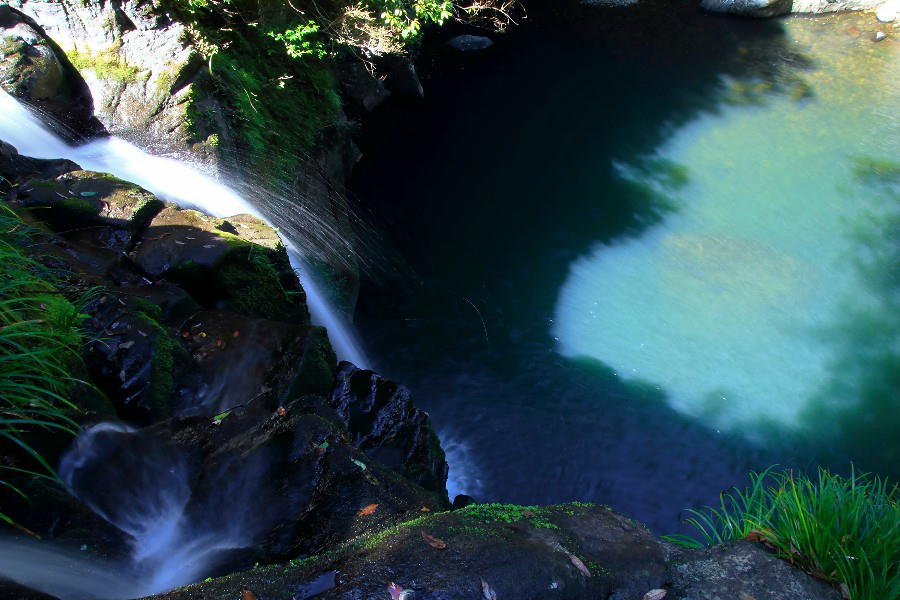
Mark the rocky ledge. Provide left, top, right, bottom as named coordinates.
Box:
left=145, top=504, right=839, bottom=600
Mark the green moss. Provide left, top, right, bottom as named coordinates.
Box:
left=130, top=299, right=182, bottom=418
left=459, top=503, right=560, bottom=529
left=67, top=43, right=141, bottom=83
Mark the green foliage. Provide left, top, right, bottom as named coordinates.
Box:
left=372, top=0, right=454, bottom=40
left=0, top=207, right=88, bottom=524
left=664, top=467, right=900, bottom=600
left=267, top=20, right=328, bottom=59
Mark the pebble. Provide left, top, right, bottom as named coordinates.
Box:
left=874, top=31, right=887, bottom=41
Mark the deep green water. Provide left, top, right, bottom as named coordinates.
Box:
left=349, top=7, right=899, bottom=534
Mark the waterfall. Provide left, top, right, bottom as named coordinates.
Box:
left=0, top=89, right=369, bottom=596
left=0, top=89, right=368, bottom=369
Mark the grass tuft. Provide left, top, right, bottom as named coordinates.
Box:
left=664, top=466, right=900, bottom=600
left=0, top=206, right=90, bottom=525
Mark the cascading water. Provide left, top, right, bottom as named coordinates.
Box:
left=0, top=88, right=368, bottom=369
left=0, top=89, right=368, bottom=596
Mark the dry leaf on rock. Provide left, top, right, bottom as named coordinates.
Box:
left=642, top=589, right=667, bottom=600
left=481, top=578, right=498, bottom=600
left=358, top=503, right=379, bottom=516
left=567, top=552, right=592, bottom=577
left=421, top=531, right=447, bottom=549
left=241, top=588, right=257, bottom=600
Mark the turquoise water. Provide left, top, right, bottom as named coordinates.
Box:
left=351, top=10, right=899, bottom=532
left=555, top=18, right=900, bottom=438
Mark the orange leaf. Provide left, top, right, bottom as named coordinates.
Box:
left=241, top=588, right=257, bottom=600
left=358, top=503, right=379, bottom=517
left=276, top=406, right=287, bottom=417
left=421, top=531, right=447, bottom=549
left=420, top=506, right=431, bottom=512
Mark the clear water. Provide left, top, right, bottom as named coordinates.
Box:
left=351, top=12, right=899, bottom=530
left=555, top=18, right=900, bottom=435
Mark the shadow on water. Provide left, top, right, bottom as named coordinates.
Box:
left=348, top=2, right=820, bottom=533
left=793, top=159, right=900, bottom=480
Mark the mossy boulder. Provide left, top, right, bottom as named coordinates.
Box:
left=144, top=503, right=667, bottom=600
left=14, top=170, right=163, bottom=246
left=82, top=294, right=190, bottom=423
left=0, top=6, right=103, bottom=140
left=133, top=205, right=307, bottom=322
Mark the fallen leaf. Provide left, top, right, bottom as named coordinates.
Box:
left=643, top=589, right=667, bottom=600
left=358, top=503, right=379, bottom=517
left=233, top=330, right=240, bottom=337
left=567, top=553, right=591, bottom=577
left=241, top=588, right=257, bottom=600
left=352, top=458, right=367, bottom=470
left=364, top=472, right=379, bottom=486
left=420, top=506, right=431, bottom=512
left=481, top=578, right=498, bottom=600
left=276, top=406, right=287, bottom=417
left=421, top=531, right=447, bottom=550
left=521, top=510, right=534, bottom=517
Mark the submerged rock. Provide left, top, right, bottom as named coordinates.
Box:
left=699, top=0, right=793, bottom=17
left=0, top=6, right=102, bottom=140
left=446, top=35, right=494, bottom=51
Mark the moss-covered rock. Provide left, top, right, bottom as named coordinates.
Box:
left=144, top=502, right=667, bottom=600
left=14, top=170, right=163, bottom=239
left=133, top=205, right=307, bottom=322
left=0, top=5, right=103, bottom=140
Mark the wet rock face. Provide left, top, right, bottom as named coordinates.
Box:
left=330, top=363, right=449, bottom=494
left=664, top=541, right=842, bottom=599
left=66, top=396, right=449, bottom=568
left=0, top=6, right=102, bottom=140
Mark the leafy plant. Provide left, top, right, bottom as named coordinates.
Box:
left=0, top=207, right=89, bottom=525
left=664, top=467, right=900, bottom=600
left=267, top=20, right=329, bottom=59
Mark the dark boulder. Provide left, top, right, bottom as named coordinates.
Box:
left=64, top=396, right=448, bottom=574
left=0, top=6, right=103, bottom=140
left=0, top=139, right=78, bottom=185
left=329, top=362, right=448, bottom=494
